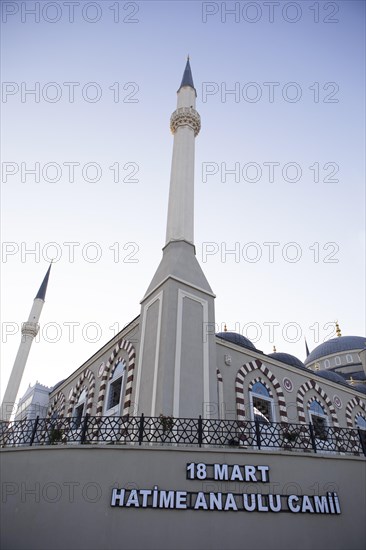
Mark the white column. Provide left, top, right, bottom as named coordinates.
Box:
left=165, top=86, right=201, bottom=245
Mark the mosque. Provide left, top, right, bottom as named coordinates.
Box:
left=1, top=60, right=365, bottom=550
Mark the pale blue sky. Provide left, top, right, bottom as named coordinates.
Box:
left=1, top=0, right=365, bottom=401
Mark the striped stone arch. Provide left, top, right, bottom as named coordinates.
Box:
left=296, top=379, right=339, bottom=427
left=345, top=396, right=366, bottom=428
left=216, top=368, right=223, bottom=384
left=96, top=338, right=136, bottom=417
left=47, top=391, right=66, bottom=418
left=248, top=377, right=273, bottom=397
left=66, top=368, right=95, bottom=417
left=235, top=359, right=288, bottom=422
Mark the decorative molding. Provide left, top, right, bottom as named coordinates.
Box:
left=142, top=274, right=216, bottom=304
left=296, top=379, right=339, bottom=427
left=170, top=107, right=201, bottom=137
left=67, top=368, right=95, bottom=417
left=217, top=369, right=224, bottom=420
left=283, top=377, right=294, bottom=393
left=96, top=337, right=136, bottom=417
left=21, top=322, right=39, bottom=338
left=47, top=391, right=66, bottom=418
left=345, top=396, right=366, bottom=427
left=173, top=289, right=209, bottom=418
left=333, top=395, right=342, bottom=409
left=134, top=291, right=163, bottom=415
left=235, top=360, right=288, bottom=422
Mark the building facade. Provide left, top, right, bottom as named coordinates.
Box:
left=1, top=60, right=365, bottom=550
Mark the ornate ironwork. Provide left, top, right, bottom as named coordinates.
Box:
left=0, top=416, right=364, bottom=456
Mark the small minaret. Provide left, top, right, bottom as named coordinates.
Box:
left=135, top=59, right=218, bottom=419
left=1, top=265, right=51, bottom=422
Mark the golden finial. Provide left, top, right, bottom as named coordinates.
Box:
left=335, top=321, right=342, bottom=337
left=273, top=345, right=276, bottom=352
left=314, top=362, right=320, bottom=371
left=224, top=323, right=227, bottom=332
left=349, top=376, right=355, bottom=386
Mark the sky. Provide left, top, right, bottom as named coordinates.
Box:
left=1, top=0, right=365, bottom=405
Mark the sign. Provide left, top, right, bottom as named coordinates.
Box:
left=110, top=462, right=341, bottom=515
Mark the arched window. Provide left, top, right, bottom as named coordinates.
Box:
left=104, top=360, right=126, bottom=416
left=324, top=359, right=330, bottom=369
left=250, top=381, right=274, bottom=423
left=334, top=356, right=341, bottom=366
left=355, top=414, right=366, bottom=430
left=346, top=354, right=353, bottom=364
left=308, top=400, right=328, bottom=440
left=73, top=389, right=86, bottom=428
left=355, top=414, right=366, bottom=450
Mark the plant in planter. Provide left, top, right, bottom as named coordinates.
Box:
left=159, top=414, right=174, bottom=433
left=281, top=426, right=300, bottom=449
left=49, top=427, right=65, bottom=444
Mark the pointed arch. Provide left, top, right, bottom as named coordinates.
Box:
left=296, top=379, right=339, bottom=427
left=235, top=359, right=287, bottom=422
left=216, top=368, right=224, bottom=419
left=66, top=368, right=95, bottom=417
left=96, top=338, right=136, bottom=417
left=345, top=396, right=366, bottom=428
left=47, top=391, right=66, bottom=418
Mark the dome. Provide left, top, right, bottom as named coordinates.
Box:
left=315, top=370, right=349, bottom=387
left=268, top=352, right=305, bottom=370
left=353, top=384, right=366, bottom=394
left=216, top=332, right=256, bottom=351
left=305, top=336, right=366, bottom=365
left=51, top=379, right=65, bottom=392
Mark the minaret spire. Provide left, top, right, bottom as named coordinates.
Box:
left=1, top=265, right=51, bottom=422
left=35, top=262, right=52, bottom=300
left=165, top=58, right=201, bottom=245
left=305, top=338, right=310, bottom=357
left=178, top=56, right=196, bottom=94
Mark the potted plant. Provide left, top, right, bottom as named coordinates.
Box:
left=281, top=425, right=300, bottom=450
left=49, top=426, right=65, bottom=445
left=159, top=414, right=174, bottom=436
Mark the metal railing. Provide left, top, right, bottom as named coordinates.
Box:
left=1, top=415, right=365, bottom=456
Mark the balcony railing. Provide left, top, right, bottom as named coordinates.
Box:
left=1, top=415, right=365, bottom=457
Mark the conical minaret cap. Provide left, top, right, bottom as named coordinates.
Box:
left=35, top=264, right=52, bottom=301
left=178, top=57, right=196, bottom=93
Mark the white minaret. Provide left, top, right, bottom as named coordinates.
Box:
left=135, top=59, right=218, bottom=419
left=165, top=57, right=201, bottom=245
left=1, top=265, right=51, bottom=422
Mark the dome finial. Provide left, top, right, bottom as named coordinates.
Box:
left=335, top=321, right=342, bottom=337
left=273, top=345, right=276, bottom=352
left=349, top=376, right=355, bottom=385
left=224, top=323, right=227, bottom=332
left=314, top=362, right=320, bottom=371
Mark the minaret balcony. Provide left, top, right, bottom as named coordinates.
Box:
left=21, top=322, right=39, bottom=338
left=170, top=107, right=201, bottom=136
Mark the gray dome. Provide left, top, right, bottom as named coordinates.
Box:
left=353, top=384, right=366, bottom=394
left=216, top=332, right=256, bottom=351
left=51, top=379, right=65, bottom=392
left=316, top=370, right=349, bottom=387
left=305, top=336, right=366, bottom=365
left=268, top=352, right=305, bottom=370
